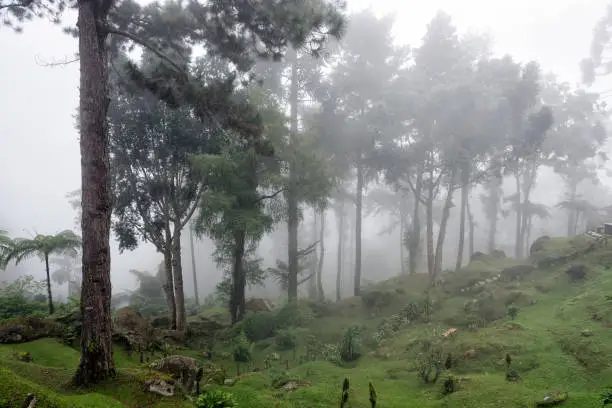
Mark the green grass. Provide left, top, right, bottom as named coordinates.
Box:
left=2, top=236, right=612, bottom=407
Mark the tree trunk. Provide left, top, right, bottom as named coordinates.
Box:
left=425, top=182, right=435, bottom=278
left=44, top=254, right=54, bottom=315
left=354, top=157, right=364, bottom=296
left=162, top=237, right=177, bottom=329
left=73, top=0, right=115, bottom=385
left=466, top=195, right=475, bottom=257
left=514, top=173, right=523, bottom=259
left=171, top=225, right=186, bottom=331
left=455, top=171, right=469, bottom=271
left=230, top=229, right=246, bottom=324
left=335, top=200, right=344, bottom=302
left=567, top=179, right=578, bottom=237
left=286, top=50, right=299, bottom=303
left=433, top=181, right=454, bottom=278
left=308, top=209, right=318, bottom=299
left=409, top=172, right=422, bottom=275
left=189, top=222, right=199, bottom=307
left=399, top=217, right=405, bottom=275
left=317, top=208, right=325, bottom=301
left=485, top=161, right=502, bottom=253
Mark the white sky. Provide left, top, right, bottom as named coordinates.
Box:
left=0, top=0, right=609, bottom=289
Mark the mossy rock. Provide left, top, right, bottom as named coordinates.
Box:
left=201, top=364, right=226, bottom=385
left=0, top=317, right=60, bottom=344
left=535, top=391, right=568, bottom=406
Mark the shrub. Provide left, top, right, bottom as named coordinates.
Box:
left=241, top=311, right=277, bottom=341
left=361, top=290, right=393, bottom=310
left=402, top=302, right=421, bottom=322
left=566, top=264, right=587, bottom=282
left=275, top=303, right=313, bottom=329
left=196, top=390, right=237, bottom=408
left=232, top=331, right=251, bottom=365
left=442, top=374, right=456, bottom=395
left=275, top=329, right=297, bottom=351
left=305, top=299, right=333, bottom=318
left=340, top=326, right=362, bottom=363
left=507, top=305, right=519, bottom=320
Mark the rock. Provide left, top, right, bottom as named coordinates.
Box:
left=224, top=378, right=237, bottom=386
left=566, top=264, right=587, bottom=282
left=143, top=378, right=175, bottom=397
left=115, top=307, right=149, bottom=332
left=186, top=318, right=225, bottom=337
left=0, top=317, right=59, bottom=344
left=500, top=264, right=535, bottom=282
left=530, top=235, right=551, bottom=255
left=463, top=349, right=476, bottom=359
left=113, top=307, right=157, bottom=351
left=580, top=329, right=594, bottom=337
left=490, top=249, right=506, bottom=259
left=150, top=355, right=199, bottom=394
left=281, top=380, right=311, bottom=392
left=159, top=330, right=186, bottom=345
left=245, top=297, right=275, bottom=313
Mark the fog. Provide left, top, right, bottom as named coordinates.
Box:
left=1, top=0, right=612, bottom=303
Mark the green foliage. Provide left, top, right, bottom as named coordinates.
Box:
left=0, top=276, right=47, bottom=320
left=339, top=378, right=350, bottom=408
left=196, top=389, right=237, bottom=408
left=361, top=290, right=393, bottom=310
left=274, top=329, right=297, bottom=351
left=339, top=326, right=362, bottom=363
left=241, top=311, right=277, bottom=342
left=231, top=331, right=252, bottom=364
left=441, top=374, right=456, bottom=395
left=275, top=303, right=313, bottom=329
left=507, top=305, right=520, bottom=320
left=368, top=381, right=377, bottom=408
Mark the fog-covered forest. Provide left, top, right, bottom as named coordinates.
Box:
left=3, top=0, right=612, bottom=407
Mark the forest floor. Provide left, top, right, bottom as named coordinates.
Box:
left=2, top=235, right=612, bottom=407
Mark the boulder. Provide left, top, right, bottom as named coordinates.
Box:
left=150, top=355, right=199, bottom=394
left=201, top=364, right=225, bottom=385
left=151, top=316, right=171, bottom=329
left=187, top=318, right=225, bottom=337
left=500, top=264, right=535, bottom=282
left=0, top=317, right=59, bottom=344
left=530, top=235, right=551, bottom=255
left=113, top=307, right=156, bottom=350
left=469, top=252, right=487, bottom=262
left=115, top=307, right=149, bottom=332
left=143, top=378, right=175, bottom=397
left=245, top=298, right=275, bottom=313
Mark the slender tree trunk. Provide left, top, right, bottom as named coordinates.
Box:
left=335, top=201, right=344, bottom=302
left=231, top=229, right=246, bottom=324
left=399, top=217, right=406, bottom=275
left=189, top=222, right=199, bottom=307
left=567, top=180, right=578, bottom=237
left=162, top=238, right=177, bottom=330
left=486, top=161, right=502, bottom=252
left=354, top=157, right=364, bottom=296
left=467, top=195, right=475, bottom=257
left=348, top=208, right=354, bottom=290
left=425, top=183, right=435, bottom=278
left=455, top=171, right=469, bottom=271
left=514, top=173, right=523, bottom=258
left=44, top=254, right=54, bottom=315
left=409, top=173, right=422, bottom=275
left=287, top=51, right=299, bottom=303
left=317, top=209, right=325, bottom=301
left=73, top=0, right=115, bottom=385
left=308, top=209, right=318, bottom=299
left=434, top=181, right=454, bottom=278
left=171, top=225, right=186, bottom=331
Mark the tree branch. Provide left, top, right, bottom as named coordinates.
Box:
left=254, top=188, right=285, bottom=203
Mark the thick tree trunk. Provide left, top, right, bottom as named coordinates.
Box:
left=44, top=255, right=54, bottom=315
left=171, top=225, right=186, bottom=331
left=162, top=240, right=177, bottom=330
left=73, top=0, right=115, bottom=385
left=189, top=223, right=199, bottom=307
left=433, top=182, right=454, bottom=278
left=317, top=209, right=325, bottom=301
left=354, top=158, right=364, bottom=296
left=287, top=51, right=299, bottom=303
left=230, top=229, right=246, bottom=324
left=455, top=172, right=469, bottom=271
left=409, top=173, right=422, bottom=275
left=335, top=201, right=344, bottom=302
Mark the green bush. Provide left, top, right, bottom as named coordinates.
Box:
left=196, top=389, right=237, bottom=408
left=0, top=276, right=48, bottom=320
left=241, top=311, right=277, bottom=342
left=507, top=305, right=519, bottom=320
left=232, top=331, right=252, bottom=364
left=275, top=303, right=313, bottom=328
left=275, top=329, right=297, bottom=351
left=361, top=290, right=393, bottom=309
left=339, top=326, right=362, bottom=363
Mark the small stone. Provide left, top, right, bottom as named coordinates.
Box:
left=581, top=329, right=594, bottom=337
left=224, top=378, right=237, bottom=386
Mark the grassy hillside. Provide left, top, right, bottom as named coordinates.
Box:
left=2, top=235, right=612, bottom=407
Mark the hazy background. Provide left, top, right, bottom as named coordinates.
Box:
left=1, top=0, right=611, bottom=300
